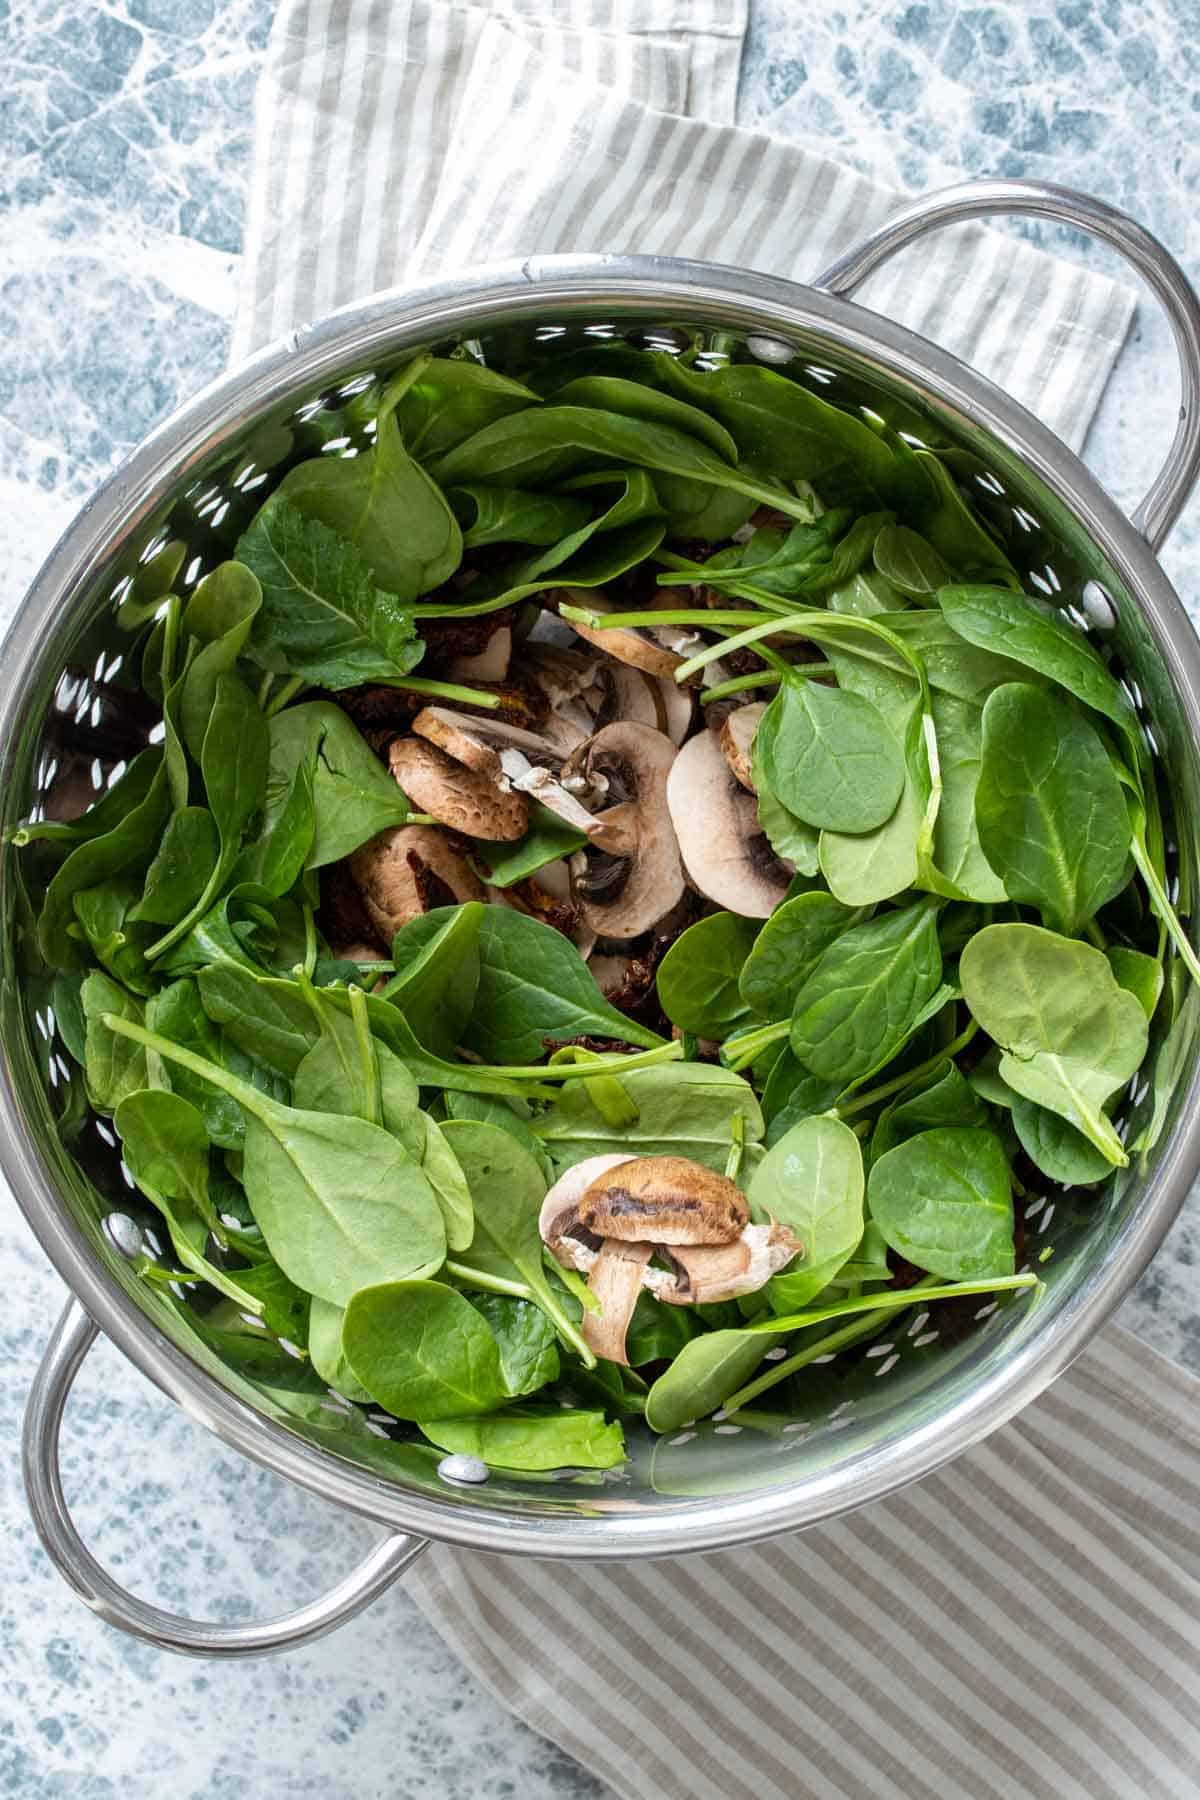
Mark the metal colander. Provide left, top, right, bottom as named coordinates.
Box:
left=10, top=179, right=1200, bottom=1658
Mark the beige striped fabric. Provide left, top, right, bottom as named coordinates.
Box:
left=228, top=6, right=1200, bottom=1794
left=411, top=1327, right=1200, bottom=1800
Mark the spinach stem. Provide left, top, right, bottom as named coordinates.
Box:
left=838, top=1019, right=979, bottom=1118
left=444, top=1261, right=531, bottom=1300
left=724, top=1299, right=919, bottom=1413
left=256, top=672, right=275, bottom=711
left=378, top=675, right=502, bottom=710
left=160, top=595, right=183, bottom=693
left=1129, top=830, right=1200, bottom=988
left=103, top=1015, right=272, bottom=1122
left=302, top=904, right=318, bottom=980
left=724, top=1113, right=745, bottom=1183
left=263, top=675, right=308, bottom=718
left=348, top=985, right=381, bottom=1126
left=750, top=1271, right=1040, bottom=1336
left=700, top=669, right=785, bottom=704
left=721, top=1019, right=791, bottom=1072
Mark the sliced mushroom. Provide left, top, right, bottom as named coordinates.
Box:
left=349, top=824, right=484, bottom=939
left=446, top=625, right=512, bottom=684
left=388, top=736, right=528, bottom=841
left=579, top=1155, right=748, bottom=1246
left=719, top=703, right=766, bottom=792
left=559, top=589, right=686, bottom=680
left=651, top=1221, right=803, bottom=1304
left=666, top=728, right=791, bottom=918
left=563, top=722, right=685, bottom=939
left=412, top=707, right=603, bottom=835
left=584, top=1239, right=654, bottom=1365
left=329, top=940, right=387, bottom=965
left=539, top=1155, right=638, bottom=1269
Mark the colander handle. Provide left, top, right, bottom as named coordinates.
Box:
left=23, top=1299, right=428, bottom=1657
left=813, top=177, right=1200, bottom=554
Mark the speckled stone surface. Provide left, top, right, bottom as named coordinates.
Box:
left=3, top=2, right=1200, bottom=1793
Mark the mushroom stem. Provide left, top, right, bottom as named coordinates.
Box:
left=583, top=1240, right=653, bottom=1365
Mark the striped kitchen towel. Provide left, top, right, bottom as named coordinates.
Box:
left=230, top=5, right=1200, bottom=1796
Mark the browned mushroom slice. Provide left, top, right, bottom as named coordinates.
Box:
left=349, top=824, right=485, bottom=940
left=412, top=706, right=602, bottom=835
left=579, top=1155, right=749, bottom=1246
left=584, top=1240, right=654, bottom=1365
left=652, top=1221, right=803, bottom=1304
left=539, top=1154, right=638, bottom=1270
left=388, top=736, right=528, bottom=841
left=559, top=589, right=686, bottom=680
left=563, top=722, right=685, bottom=939
left=719, top=702, right=767, bottom=792
left=666, top=728, right=791, bottom=918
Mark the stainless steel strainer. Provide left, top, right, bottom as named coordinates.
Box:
left=10, top=179, right=1200, bottom=1658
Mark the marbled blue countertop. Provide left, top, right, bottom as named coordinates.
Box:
left=3, top=2, right=1199, bottom=1793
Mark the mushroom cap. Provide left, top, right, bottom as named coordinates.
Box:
left=564, top=721, right=686, bottom=939
left=560, top=589, right=686, bottom=680
left=666, top=728, right=791, bottom=919
left=411, top=706, right=552, bottom=777
left=539, top=1154, right=638, bottom=1265
left=579, top=1155, right=749, bottom=1246
left=349, top=824, right=485, bottom=940
left=719, top=703, right=767, bottom=792
left=388, top=736, right=528, bottom=840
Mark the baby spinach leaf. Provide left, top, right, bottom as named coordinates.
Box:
left=868, top=1126, right=1014, bottom=1280
left=418, top=1407, right=624, bottom=1472
left=274, top=389, right=462, bottom=597
left=383, top=903, right=483, bottom=1059
left=229, top=1259, right=312, bottom=1342
left=752, top=735, right=820, bottom=876
left=656, top=913, right=760, bottom=1039
left=114, top=1088, right=211, bottom=1217
left=626, top=1292, right=701, bottom=1367
left=178, top=561, right=262, bottom=762
left=750, top=1114, right=864, bottom=1312
left=436, top=1120, right=591, bottom=1364
left=449, top=485, right=591, bottom=549
left=343, top=1279, right=507, bottom=1418
left=738, top=891, right=858, bottom=1019
left=644, top=1328, right=781, bottom=1434
left=1010, top=1097, right=1112, bottom=1187
left=82, top=973, right=156, bottom=1112
left=71, top=879, right=155, bottom=994
left=460, top=906, right=665, bottom=1062
left=873, top=525, right=951, bottom=597
left=910, top=451, right=1018, bottom=586
left=1106, top=945, right=1163, bottom=1021
left=926, top=690, right=1006, bottom=905
left=470, top=1295, right=560, bottom=1397
left=391, top=357, right=541, bottom=460
left=762, top=1056, right=844, bottom=1144
left=308, top=1296, right=373, bottom=1402
left=756, top=680, right=905, bottom=834
left=427, top=406, right=810, bottom=521
left=884, top=610, right=1039, bottom=705
left=266, top=701, right=411, bottom=870
left=939, top=585, right=1139, bottom=748
left=198, top=963, right=320, bottom=1077
left=872, top=1059, right=987, bottom=1160
left=789, top=899, right=942, bottom=1084
left=554, top=374, right=739, bottom=460
left=469, top=805, right=589, bottom=888
left=12, top=749, right=162, bottom=852
left=959, top=923, right=1148, bottom=1164
left=536, top=1063, right=764, bottom=1175
left=827, top=569, right=904, bottom=617
left=238, top=499, right=424, bottom=687
left=975, top=683, right=1131, bottom=933
left=145, top=978, right=268, bottom=1150
left=819, top=699, right=923, bottom=906
left=127, top=808, right=220, bottom=927
left=444, top=1091, right=554, bottom=1179
left=37, top=758, right=170, bottom=968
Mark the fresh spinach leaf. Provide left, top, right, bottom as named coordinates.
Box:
left=739, top=891, right=858, bottom=1019
left=238, top=499, right=424, bottom=687
left=959, top=923, right=1148, bottom=1165
left=343, top=1279, right=507, bottom=1418
left=114, top=1088, right=211, bottom=1217
left=308, top=1296, right=373, bottom=1402
left=1009, top=1097, right=1112, bottom=1187
left=266, top=701, right=411, bottom=870
left=449, top=485, right=591, bottom=549
left=790, top=899, right=943, bottom=1084
left=656, top=913, right=760, bottom=1039
left=418, top=1408, right=624, bottom=1471
left=470, top=1294, right=560, bottom=1396
left=975, top=682, right=1131, bottom=933
left=872, top=1058, right=987, bottom=1159
left=750, top=1114, right=864, bottom=1312
left=536, top=1063, right=764, bottom=1175
left=644, top=1328, right=781, bottom=1434
left=756, top=680, right=905, bottom=834
left=868, top=1126, right=1014, bottom=1280
left=38, top=759, right=170, bottom=968
left=752, top=734, right=821, bottom=875
left=178, top=562, right=263, bottom=762
left=382, top=903, right=483, bottom=1058
left=1106, top=945, right=1163, bottom=1021
left=469, top=805, right=588, bottom=888
left=127, top=808, right=220, bottom=927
